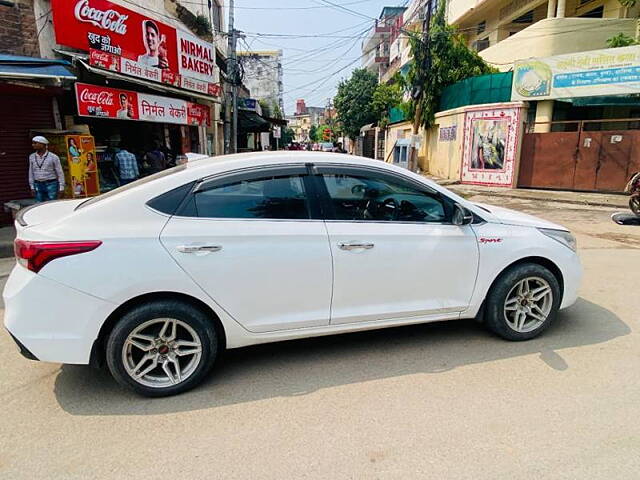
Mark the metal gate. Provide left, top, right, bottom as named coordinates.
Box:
left=0, top=86, right=56, bottom=224
left=518, top=119, right=640, bottom=193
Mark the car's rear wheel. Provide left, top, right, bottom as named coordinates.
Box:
left=484, top=263, right=561, bottom=341
left=106, top=301, right=218, bottom=397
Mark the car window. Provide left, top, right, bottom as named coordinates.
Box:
left=321, top=173, right=446, bottom=222
left=193, top=174, right=311, bottom=220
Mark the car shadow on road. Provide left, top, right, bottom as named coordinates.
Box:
left=54, top=298, right=629, bottom=416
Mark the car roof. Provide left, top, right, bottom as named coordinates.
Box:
left=180, top=151, right=386, bottom=174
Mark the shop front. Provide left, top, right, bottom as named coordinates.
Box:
left=69, top=82, right=211, bottom=192
left=48, top=0, right=221, bottom=192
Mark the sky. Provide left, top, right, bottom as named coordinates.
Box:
left=234, top=0, right=406, bottom=115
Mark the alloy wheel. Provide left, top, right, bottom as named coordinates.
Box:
left=503, top=277, right=553, bottom=333
left=121, top=318, right=203, bottom=388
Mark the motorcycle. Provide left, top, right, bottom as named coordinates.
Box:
left=625, top=171, right=640, bottom=216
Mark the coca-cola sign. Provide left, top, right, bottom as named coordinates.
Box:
left=74, top=0, right=128, bottom=35
left=75, top=83, right=210, bottom=126
left=79, top=87, right=115, bottom=106
left=52, top=0, right=221, bottom=96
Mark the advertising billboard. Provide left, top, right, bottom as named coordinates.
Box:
left=512, top=46, right=640, bottom=101
left=75, top=82, right=211, bottom=126
left=52, top=0, right=221, bottom=97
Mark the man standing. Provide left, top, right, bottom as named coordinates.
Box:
left=28, top=136, right=65, bottom=202
left=144, top=142, right=166, bottom=174
left=115, top=144, right=139, bottom=185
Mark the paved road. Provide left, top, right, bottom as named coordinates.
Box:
left=1, top=197, right=639, bottom=479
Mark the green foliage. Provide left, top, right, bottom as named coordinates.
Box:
left=281, top=127, right=295, bottom=146
left=371, top=79, right=404, bottom=128
left=405, top=2, right=497, bottom=130
left=309, top=125, right=319, bottom=142
left=333, top=68, right=378, bottom=140
left=607, top=32, right=637, bottom=48
left=193, top=14, right=212, bottom=37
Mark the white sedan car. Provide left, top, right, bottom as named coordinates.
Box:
left=3, top=152, right=581, bottom=397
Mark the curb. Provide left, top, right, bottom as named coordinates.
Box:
left=449, top=189, right=628, bottom=209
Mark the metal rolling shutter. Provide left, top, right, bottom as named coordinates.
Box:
left=0, top=93, right=55, bottom=224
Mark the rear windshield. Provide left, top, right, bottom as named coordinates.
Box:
left=76, top=164, right=187, bottom=210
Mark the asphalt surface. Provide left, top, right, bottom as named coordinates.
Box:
left=1, top=196, right=639, bottom=479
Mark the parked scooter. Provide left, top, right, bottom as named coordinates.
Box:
left=625, top=171, right=640, bottom=216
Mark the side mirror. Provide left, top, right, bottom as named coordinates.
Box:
left=452, top=203, right=473, bottom=226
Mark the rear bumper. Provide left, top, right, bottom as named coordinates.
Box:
left=2, top=265, right=115, bottom=364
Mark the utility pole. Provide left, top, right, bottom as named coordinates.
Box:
left=409, top=0, right=433, bottom=171
left=224, top=0, right=238, bottom=154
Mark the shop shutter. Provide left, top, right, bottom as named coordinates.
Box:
left=0, top=93, right=55, bottom=224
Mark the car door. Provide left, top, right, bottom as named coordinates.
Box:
left=160, top=165, right=333, bottom=333
left=314, top=165, right=480, bottom=325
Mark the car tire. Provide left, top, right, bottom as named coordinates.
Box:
left=106, top=300, right=218, bottom=397
left=484, top=263, right=561, bottom=341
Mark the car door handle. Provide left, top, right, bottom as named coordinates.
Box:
left=176, top=244, right=223, bottom=253
left=338, top=242, right=375, bottom=251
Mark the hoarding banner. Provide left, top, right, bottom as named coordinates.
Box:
left=52, top=0, right=221, bottom=97
left=75, top=82, right=210, bottom=126
left=512, top=46, right=640, bottom=101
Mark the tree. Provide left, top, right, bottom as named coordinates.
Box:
left=281, top=127, right=295, bottom=146
left=370, top=78, right=404, bottom=129
left=309, top=125, right=319, bottom=142
left=333, top=68, right=378, bottom=140
left=405, top=3, right=496, bottom=134
left=607, top=32, right=637, bottom=47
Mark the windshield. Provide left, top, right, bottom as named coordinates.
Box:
left=76, top=164, right=187, bottom=210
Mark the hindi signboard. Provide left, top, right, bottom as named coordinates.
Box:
left=75, top=82, right=210, bottom=126
left=52, top=0, right=221, bottom=97
left=512, top=46, right=640, bottom=101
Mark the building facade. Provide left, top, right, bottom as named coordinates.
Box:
left=0, top=0, right=227, bottom=224
left=362, top=6, right=407, bottom=82
left=238, top=50, right=284, bottom=115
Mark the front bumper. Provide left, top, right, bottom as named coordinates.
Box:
left=3, top=264, right=115, bottom=364
left=559, top=251, right=582, bottom=310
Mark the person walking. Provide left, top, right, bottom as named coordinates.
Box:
left=144, top=142, right=167, bottom=174
left=28, top=136, right=65, bottom=202
left=115, top=144, right=139, bottom=185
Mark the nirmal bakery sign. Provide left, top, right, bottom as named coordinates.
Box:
left=52, top=0, right=222, bottom=97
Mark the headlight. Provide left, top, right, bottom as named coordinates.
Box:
left=538, top=228, right=577, bottom=252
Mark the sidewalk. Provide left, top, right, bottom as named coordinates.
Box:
left=427, top=177, right=628, bottom=209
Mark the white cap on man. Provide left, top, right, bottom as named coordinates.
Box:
left=32, top=135, right=49, bottom=145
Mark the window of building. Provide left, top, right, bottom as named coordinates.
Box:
left=477, top=21, right=486, bottom=34
left=211, top=0, right=222, bottom=32
left=512, top=10, right=534, bottom=23
left=193, top=175, right=311, bottom=220
left=580, top=5, right=604, bottom=17
left=474, top=38, right=490, bottom=52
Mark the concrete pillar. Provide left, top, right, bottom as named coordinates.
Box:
left=534, top=101, right=554, bottom=133
left=556, top=0, right=566, bottom=18
left=547, top=0, right=557, bottom=18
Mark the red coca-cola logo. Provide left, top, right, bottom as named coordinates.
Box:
left=74, top=0, right=128, bottom=34
left=79, top=88, right=114, bottom=105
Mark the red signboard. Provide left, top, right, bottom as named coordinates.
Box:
left=52, top=0, right=221, bottom=97
left=75, top=82, right=210, bottom=126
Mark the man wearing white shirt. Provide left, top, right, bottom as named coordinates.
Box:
left=137, top=20, right=168, bottom=68
left=28, top=136, right=65, bottom=202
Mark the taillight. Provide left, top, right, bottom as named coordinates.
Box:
left=14, top=239, right=102, bottom=273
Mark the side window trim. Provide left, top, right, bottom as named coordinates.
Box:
left=196, top=165, right=309, bottom=193
left=177, top=165, right=317, bottom=221
left=314, top=166, right=453, bottom=224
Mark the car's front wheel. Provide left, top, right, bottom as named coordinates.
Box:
left=106, top=300, right=218, bottom=397
left=484, top=263, right=561, bottom=341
